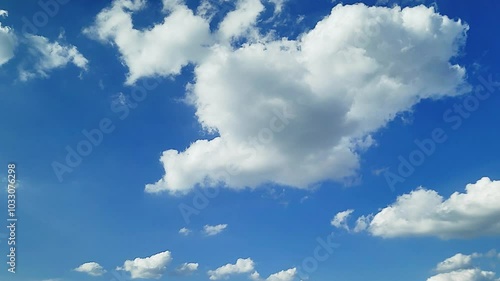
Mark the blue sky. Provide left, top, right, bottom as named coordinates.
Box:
left=1, top=0, right=500, bottom=281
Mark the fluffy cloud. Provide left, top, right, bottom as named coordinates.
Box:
left=208, top=258, right=295, bottom=281
left=20, top=34, right=88, bottom=81
left=436, top=253, right=480, bottom=273
left=74, top=262, right=107, bottom=276
left=176, top=262, right=199, bottom=275
left=427, top=269, right=498, bottom=281
left=251, top=268, right=297, bottom=281
left=357, top=177, right=500, bottom=239
left=203, top=224, right=228, bottom=236
left=426, top=251, right=500, bottom=280
left=331, top=209, right=354, bottom=231
left=84, top=0, right=212, bottom=84
left=217, top=0, right=264, bottom=41
left=144, top=3, right=469, bottom=195
left=116, top=251, right=172, bottom=279
left=0, top=10, right=16, bottom=66
left=208, top=258, right=255, bottom=280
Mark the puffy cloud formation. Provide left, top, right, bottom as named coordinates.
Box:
left=436, top=253, right=480, bottom=273
left=176, top=262, right=199, bottom=274
left=208, top=258, right=256, bottom=280
left=203, top=224, right=228, bottom=236
left=427, top=251, right=500, bottom=281
left=116, top=251, right=172, bottom=279
left=356, top=177, right=500, bottom=239
left=251, top=268, right=297, bottom=281
left=20, top=34, right=88, bottom=81
left=427, top=269, right=498, bottom=281
left=145, top=3, right=469, bottom=195
left=0, top=10, right=16, bottom=66
left=331, top=209, right=354, bottom=231
left=88, top=1, right=469, bottom=195
left=74, top=262, right=107, bottom=276
left=208, top=258, right=296, bottom=281
left=84, top=0, right=211, bottom=84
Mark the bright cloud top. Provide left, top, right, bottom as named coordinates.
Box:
left=116, top=250, right=172, bottom=279
left=203, top=224, right=228, bottom=236
left=436, top=253, right=480, bottom=273
left=74, top=262, right=107, bottom=276
left=355, top=177, right=500, bottom=239
left=251, top=268, right=297, bottom=281
left=20, top=34, right=88, bottom=81
left=0, top=10, right=16, bottom=66
left=138, top=2, right=469, bottom=195
left=208, top=258, right=296, bottom=281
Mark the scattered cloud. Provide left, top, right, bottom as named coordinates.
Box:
left=208, top=258, right=296, bottom=281
left=355, top=177, right=500, bottom=239
left=251, top=268, right=297, bottom=281
left=436, top=253, right=480, bottom=273
left=179, top=227, right=192, bottom=236
left=0, top=10, right=16, bottom=66
left=427, top=268, right=498, bottom=281
left=176, top=262, right=199, bottom=275
left=20, top=34, right=88, bottom=81
left=208, top=258, right=255, bottom=280
left=116, top=250, right=172, bottom=279
left=203, top=224, right=228, bottom=236
left=74, top=262, right=107, bottom=276
left=331, top=209, right=354, bottom=231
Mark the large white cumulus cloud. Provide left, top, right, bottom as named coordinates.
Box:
left=88, top=1, right=469, bottom=194
left=146, top=3, right=469, bottom=194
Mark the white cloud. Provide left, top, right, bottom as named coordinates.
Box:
left=20, top=34, right=88, bottom=81
left=84, top=0, right=212, bottom=84
left=203, top=224, right=228, bottom=236
left=208, top=258, right=296, bottom=281
left=436, top=253, right=479, bottom=273
left=357, top=177, right=500, bottom=239
left=353, top=215, right=371, bottom=233
left=208, top=258, right=255, bottom=280
left=0, top=10, right=16, bottom=66
left=331, top=209, right=354, bottom=231
left=74, top=262, right=107, bottom=276
left=251, top=268, right=297, bottom=281
left=176, top=262, right=198, bottom=274
left=116, top=251, right=172, bottom=279
left=145, top=4, right=469, bottom=195
left=427, top=269, right=498, bottom=281
left=179, top=227, right=192, bottom=236
left=217, top=0, right=264, bottom=41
